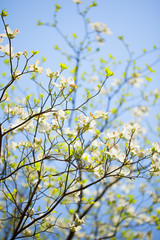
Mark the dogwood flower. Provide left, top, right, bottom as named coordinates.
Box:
left=94, top=85, right=107, bottom=95
left=75, top=214, right=85, bottom=225
left=14, top=51, right=23, bottom=58
left=88, top=75, right=99, bottom=83
left=111, top=78, right=122, bottom=87
left=70, top=224, right=82, bottom=232
left=152, top=142, right=160, bottom=153
left=32, top=137, right=42, bottom=150
left=0, top=44, right=14, bottom=58
left=128, top=73, right=143, bottom=88
left=122, top=123, right=141, bottom=139
left=11, top=105, right=24, bottom=116
left=94, top=110, right=109, bottom=119
left=90, top=22, right=112, bottom=35
left=56, top=109, right=68, bottom=120
left=132, top=106, right=149, bottom=119
left=14, top=70, right=21, bottom=80
left=46, top=219, right=52, bottom=228
left=29, top=60, right=43, bottom=74
left=96, top=35, right=105, bottom=45
left=69, top=214, right=85, bottom=232
left=45, top=68, right=59, bottom=78
left=93, top=165, right=104, bottom=178
left=52, top=75, right=76, bottom=90
left=38, top=121, right=52, bottom=133
left=73, top=0, right=83, bottom=3
left=66, top=187, right=80, bottom=203
left=0, top=38, right=4, bottom=44
left=106, top=144, right=126, bottom=163
left=6, top=26, right=19, bottom=39
left=106, top=129, right=121, bottom=139
left=63, top=127, right=77, bottom=136
left=0, top=33, right=6, bottom=38
left=23, top=228, right=31, bottom=235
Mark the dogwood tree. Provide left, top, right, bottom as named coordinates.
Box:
left=0, top=1, right=160, bottom=239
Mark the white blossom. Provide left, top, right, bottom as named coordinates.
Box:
left=0, top=44, right=14, bottom=58
left=90, top=22, right=112, bottom=35
left=29, top=60, right=43, bottom=74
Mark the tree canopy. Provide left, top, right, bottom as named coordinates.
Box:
left=0, top=2, right=160, bottom=240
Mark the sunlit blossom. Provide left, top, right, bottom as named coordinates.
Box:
left=6, top=26, right=19, bottom=38
left=29, top=60, right=43, bottom=74
left=90, top=22, right=112, bottom=34
left=0, top=44, right=14, bottom=58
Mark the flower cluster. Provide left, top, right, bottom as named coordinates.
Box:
left=90, top=22, right=112, bottom=35
left=128, top=73, right=143, bottom=88
left=29, top=60, right=43, bottom=74
left=70, top=214, right=85, bottom=232
left=53, top=75, right=77, bottom=90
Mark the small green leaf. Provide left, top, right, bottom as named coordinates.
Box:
left=54, top=44, right=60, bottom=50
left=112, top=108, right=117, bottom=114
left=2, top=72, right=6, bottom=77
left=146, top=64, right=156, bottom=73
left=0, top=9, right=8, bottom=17
left=41, top=56, right=46, bottom=62
left=70, top=209, right=74, bottom=214
left=82, top=179, right=87, bottom=184
left=55, top=4, right=61, bottom=11
left=105, top=67, right=114, bottom=77
left=60, top=62, right=69, bottom=70
left=4, top=59, right=9, bottom=64
left=31, top=50, right=40, bottom=55
left=145, top=76, right=152, bottom=82
left=26, top=94, right=31, bottom=101
left=72, top=33, right=77, bottom=39
left=118, top=35, right=124, bottom=41
left=36, top=20, right=43, bottom=26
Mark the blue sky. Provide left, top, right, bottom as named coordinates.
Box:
left=1, top=0, right=159, bottom=97
left=0, top=0, right=160, bottom=65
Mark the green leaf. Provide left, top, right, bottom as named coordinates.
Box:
left=72, top=33, right=77, bottom=39
left=118, top=35, right=124, bottom=41
left=26, top=94, right=31, bottom=101
left=105, top=67, right=114, bottom=77
left=60, top=62, right=69, bottom=70
left=2, top=72, right=6, bottom=77
left=38, top=206, right=41, bottom=211
left=70, top=209, right=75, bottom=214
left=0, top=9, right=8, bottom=17
left=55, top=4, right=61, bottom=11
left=146, top=64, right=156, bottom=73
left=82, top=179, right=87, bottom=184
left=4, top=59, right=9, bottom=64
left=112, top=108, right=117, bottom=114
left=35, top=162, right=40, bottom=171
left=145, top=76, right=152, bottom=82
left=36, top=20, right=43, bottom=26
left=12, top=189, right=17, bottom=195
left=41, top=56, right=46, bottom=62
left=54, top=44, right=60, bottom=50
left=31, top=50, right=40, bottom=55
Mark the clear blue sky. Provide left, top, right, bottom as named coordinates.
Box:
left=0, top=0, right=160, bottom=65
